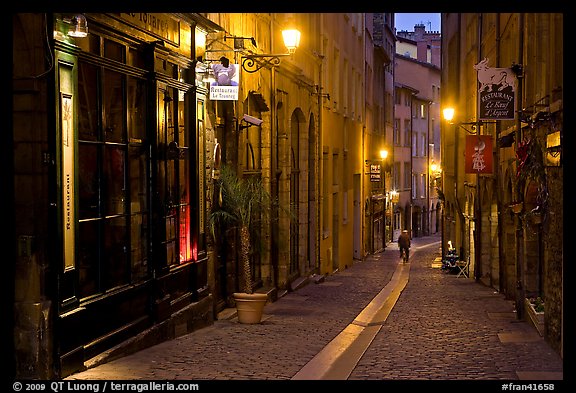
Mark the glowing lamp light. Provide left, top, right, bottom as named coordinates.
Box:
left=241, top=27, right=301, bottom=72
left=67, top=14, right=88, bottom=38
left=443, top=107, right=455, bottom=122
left=282, top=29, right=301, bottom=54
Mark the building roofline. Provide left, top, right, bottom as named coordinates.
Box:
left=394, top=82, right=419, bottom=95
left=395, top=52, right=441, bottom=71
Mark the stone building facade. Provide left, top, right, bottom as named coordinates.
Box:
left=9, top=12, right=396, bottom=379
left=441, top=13, right=563, bottom=356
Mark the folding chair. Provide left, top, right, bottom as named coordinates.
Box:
left=456, top=257, right=470, bottom=278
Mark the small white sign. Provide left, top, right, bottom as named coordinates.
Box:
left=210, top=85, right=239, bottom=101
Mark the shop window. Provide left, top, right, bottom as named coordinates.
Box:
left=103, top=70, right=125, bottom=143
left=78, top=62, right=98, bottom=141
left=76, top=33, right=101, bottom=56
left=128, top=47, right=146, bottom=69
left=103, top=145, right=126, bottom=216
left=77, top=60, right=149, bottom=298
left=156, top=86, right=191, bottom=266
left=104, top=38, right=125, bottom=63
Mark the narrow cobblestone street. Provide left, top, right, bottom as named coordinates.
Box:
left=66, top=233, right=563, bottom=385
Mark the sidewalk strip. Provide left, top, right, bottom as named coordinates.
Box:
left=291, top=258, right=411, bottom=380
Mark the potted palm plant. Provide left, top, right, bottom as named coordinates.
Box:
left=209, top=165, right=283, bottom=323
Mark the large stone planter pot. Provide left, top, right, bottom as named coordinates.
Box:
left=524, top=298, right=545, bottom=336
left=233, top=293, right=268, bottom=324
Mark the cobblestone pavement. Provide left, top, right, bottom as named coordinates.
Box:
left=349, top=240, right=563, bottom=381
left=66, top=233, right=564, bottom=386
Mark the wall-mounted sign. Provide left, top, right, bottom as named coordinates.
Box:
left=209, top=63, right=240, bottom=101
left=465, top=135, right=493, bottom=174
left=370, top=164, right=381, bottom=182
left=118, top=13, right=180, bottom=46
left=61, top=93, right=75, bottom=271
left=474, top=58, right=517, bottom=120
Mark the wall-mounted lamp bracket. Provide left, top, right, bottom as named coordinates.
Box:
left=457, top=123, right=477, bottom=134
left=451, top=120, right=497, bottom=134
left=241, top=54, right=291, bottom=73
left=225, top=35, right=257, bottom=50
left=313, top=85, right=330, bottom=99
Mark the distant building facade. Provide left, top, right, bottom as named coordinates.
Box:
left=394, top=23, right=441, bottom=239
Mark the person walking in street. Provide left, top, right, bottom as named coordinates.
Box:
left=398, top=229, right=411, bottom=261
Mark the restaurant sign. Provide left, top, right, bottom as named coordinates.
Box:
left=370, top=164, right=381, bottom=182
left=474, top=58, right=517, bottom=121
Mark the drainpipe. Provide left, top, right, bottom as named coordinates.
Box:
left=454, top=14, right=465, bottom=260
left=515, top=13, right=525, bottom=320
left=427, top=101, right=431, bottom=236
left=409, top=94, right=414, bottom=235
left=495, top=13, right=504, bottom=291
left=475, top=13, right=483, bottom=281
left=270, top=15, right=279, bottom=289
left=316, top=48, right=324, bottom=272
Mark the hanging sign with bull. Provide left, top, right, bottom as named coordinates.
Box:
left=474, top=58, right=517, bottom=120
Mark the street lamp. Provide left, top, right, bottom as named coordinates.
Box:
left=241, top=28, right=301, bottom=73
left=282, top=29, right=301, bottom=54
left=65, top=14, right=89, bottom=38
left=443, top=107, right=455, bottom=123
left=442, top=107, right=496, bottom=278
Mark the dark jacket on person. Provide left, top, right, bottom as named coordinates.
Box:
left=398, top=232, right=411, bottom=248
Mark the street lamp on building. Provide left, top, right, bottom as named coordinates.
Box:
left=241, top=28, right=301, bottom=73
left=442, top=106, right=496, bottom=278
left=443, top=107, right=455, bottom=123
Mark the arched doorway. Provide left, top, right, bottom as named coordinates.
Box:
left=289, top=109, right=307, bottom=280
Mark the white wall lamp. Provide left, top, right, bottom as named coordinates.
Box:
left=65, top=14, right=88, bottom=38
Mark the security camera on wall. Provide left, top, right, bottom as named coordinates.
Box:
left=243, top=114, right=263, bottom=126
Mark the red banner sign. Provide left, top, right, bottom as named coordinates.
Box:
left=465, top=135, right=493, bottom=174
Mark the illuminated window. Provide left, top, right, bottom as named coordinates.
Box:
left=78, top=62, right=149, bottom=298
